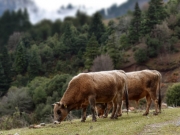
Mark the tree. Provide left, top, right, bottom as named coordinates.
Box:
left=91, top=54, right=114, bottom=72
left=0, top=46, right=12, bottom=92
left=27, top=45, right=42, bottom=80
left=128, top=2, right=142, bottom=44
left=142, top=0, right=167, bottom=34
left=84, top=34, right=100, bottom=70
left=105, top=31, right=125, bottom=69
left=62, top=21, right=76, bottom=56
left=0, top=61, right=9, bottom=97
left=88, top=12, right=106, bottom=44
left=14, top=41, right=28, bottom=74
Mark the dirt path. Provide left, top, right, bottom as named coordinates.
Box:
left=138, top=117, right=180, bottom=135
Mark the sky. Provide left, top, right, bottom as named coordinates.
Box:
left=34, top=0, right=127, bottom=11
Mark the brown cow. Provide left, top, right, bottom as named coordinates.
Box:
left=96, top=69, right=162, bottom=117
left=53, top=70, right=129, bottom=123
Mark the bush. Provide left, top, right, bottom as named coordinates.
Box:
left=91, top=54, right=114, bottom=72
left=146, top=37, right=161, bottom=58
left=166, top=83, right=180, bottom=106
left=46, top=74, right=72, bottom=97
left=0, top=108, right=28, bottom=130
left=0, top=87, right=33, bottom=116
left=134, top=48, right=148, bottom=63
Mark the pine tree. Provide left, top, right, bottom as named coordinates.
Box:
left=28, top=45, right=42, bottom=80
left=0, top=46, right=12, bottom=85
left=0, top=61, right=9, bottom=97
left=14, top=41, right=28, bottom=74
left=142, top=0, right=167, bottom=34
left=62, top=21, right=76, bottom=56
left=128, top=2, right=142, bottom=44
left=89, top=12, right=106, bottom=44
left=84, top=34, right=99, bottom=70
left=106, top=31, right=124, bottom=69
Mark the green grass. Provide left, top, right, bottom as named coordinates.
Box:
left=1, top=108, right=180, bottom=135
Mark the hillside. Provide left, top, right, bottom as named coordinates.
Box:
left=99, top=0, right=169, bottom=19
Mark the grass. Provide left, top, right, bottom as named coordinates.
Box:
left=157, top=124, right=180, bottom=135
left=1, top=108, right=180, bottom=135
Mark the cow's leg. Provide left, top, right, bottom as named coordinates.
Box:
left=88, top=96, right=97, bottom=122
left=148, top=91, right=159, bottom=115
left=118, top=101, right=123, bottom=117
left=81, top=107, right=87, bottom=122
left=143, top=93, right=151, bottom=116
left=110, top=102, right=116, bottom=119
left=114, top=98, right=122, bottom=119
left=104, top=102, right=112, bottom=118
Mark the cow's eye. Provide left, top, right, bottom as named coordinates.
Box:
left=57, top=110, right=61, bottom=115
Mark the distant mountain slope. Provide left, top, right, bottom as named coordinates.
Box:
left=99, top=0, right=168, bottom=19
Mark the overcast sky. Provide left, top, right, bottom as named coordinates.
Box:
left=34, top=0, right=127, bottom=11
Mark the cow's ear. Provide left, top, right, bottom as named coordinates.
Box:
left=61, top=104, right=67, bottom=109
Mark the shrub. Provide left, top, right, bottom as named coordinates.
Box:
left=0, top=87, right=33, bottom=116
left=134, top=48, right=148, bottom=63
left=166, top=83, right=180, bottom=106
left=146, top=37, right=161, bottom=58
left=0, top=108, right=28, bottom=130
left=91, top=54, right=114, bottom=72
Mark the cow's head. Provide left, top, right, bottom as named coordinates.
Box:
left=53, top=102, right=68, bottom=123
left=95, top=103, right=106, bottom=117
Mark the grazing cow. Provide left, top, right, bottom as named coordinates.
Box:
left=96, top=69, right=162, bottom=117
left=53, top=70, right=129, bottom=123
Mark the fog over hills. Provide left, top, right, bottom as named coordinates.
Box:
left=0, top=0, right=99, bottom=24
left=0, top=0, right=168, bottom=24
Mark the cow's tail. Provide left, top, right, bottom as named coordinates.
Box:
left=124, top=82, right=129, bottom=114
left=158, top=72, right=162, bottom=113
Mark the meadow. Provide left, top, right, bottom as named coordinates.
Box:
left=1, top=108, right=180, bottom=135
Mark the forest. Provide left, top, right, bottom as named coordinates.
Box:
left=0, top=0, right=180, bottom=129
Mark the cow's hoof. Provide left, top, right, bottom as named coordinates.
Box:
left=118, top=114, right=122, bottom=117
left=110, top=117, right=114, bottom=119
left=92, top=119, right=97, bottom=122
left=81, top=119, right=85, bottom=122
left=143, top=113, right=148, bottom=116
left=153, top=112, right=158, bottom=115
left=102, top=116, right=107, bottom=118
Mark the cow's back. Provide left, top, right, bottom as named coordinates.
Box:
left=61, top=70, right=126, bottom=107
left=125, top=70, right=159, bottom=101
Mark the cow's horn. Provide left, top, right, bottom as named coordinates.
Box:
left=55, top=102, right=60, bottom=106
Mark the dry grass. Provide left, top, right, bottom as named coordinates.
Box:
left=1, top=108, right=180, bottom=135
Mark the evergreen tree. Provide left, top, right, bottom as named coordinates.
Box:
left=0, top=61, right=9, bottom=97
left=14, top=41, right=27, bottom=74
left=89, top=12, right=106, bottom=44
left=62, top=21, right=76, bottom=56
left=128, top=2, right=142, bottom=44
left=84, top=34, right=99, bottom=70
left=0, top=46, right=12, bottom=85
left=142, top=0, right=167, bottom=34
left=106, top=31, right=124, bottom=69
left=28, top=45, right=42, bottom=80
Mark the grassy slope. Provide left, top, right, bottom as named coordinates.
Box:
left=2, top=108, right=180, bottom=135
